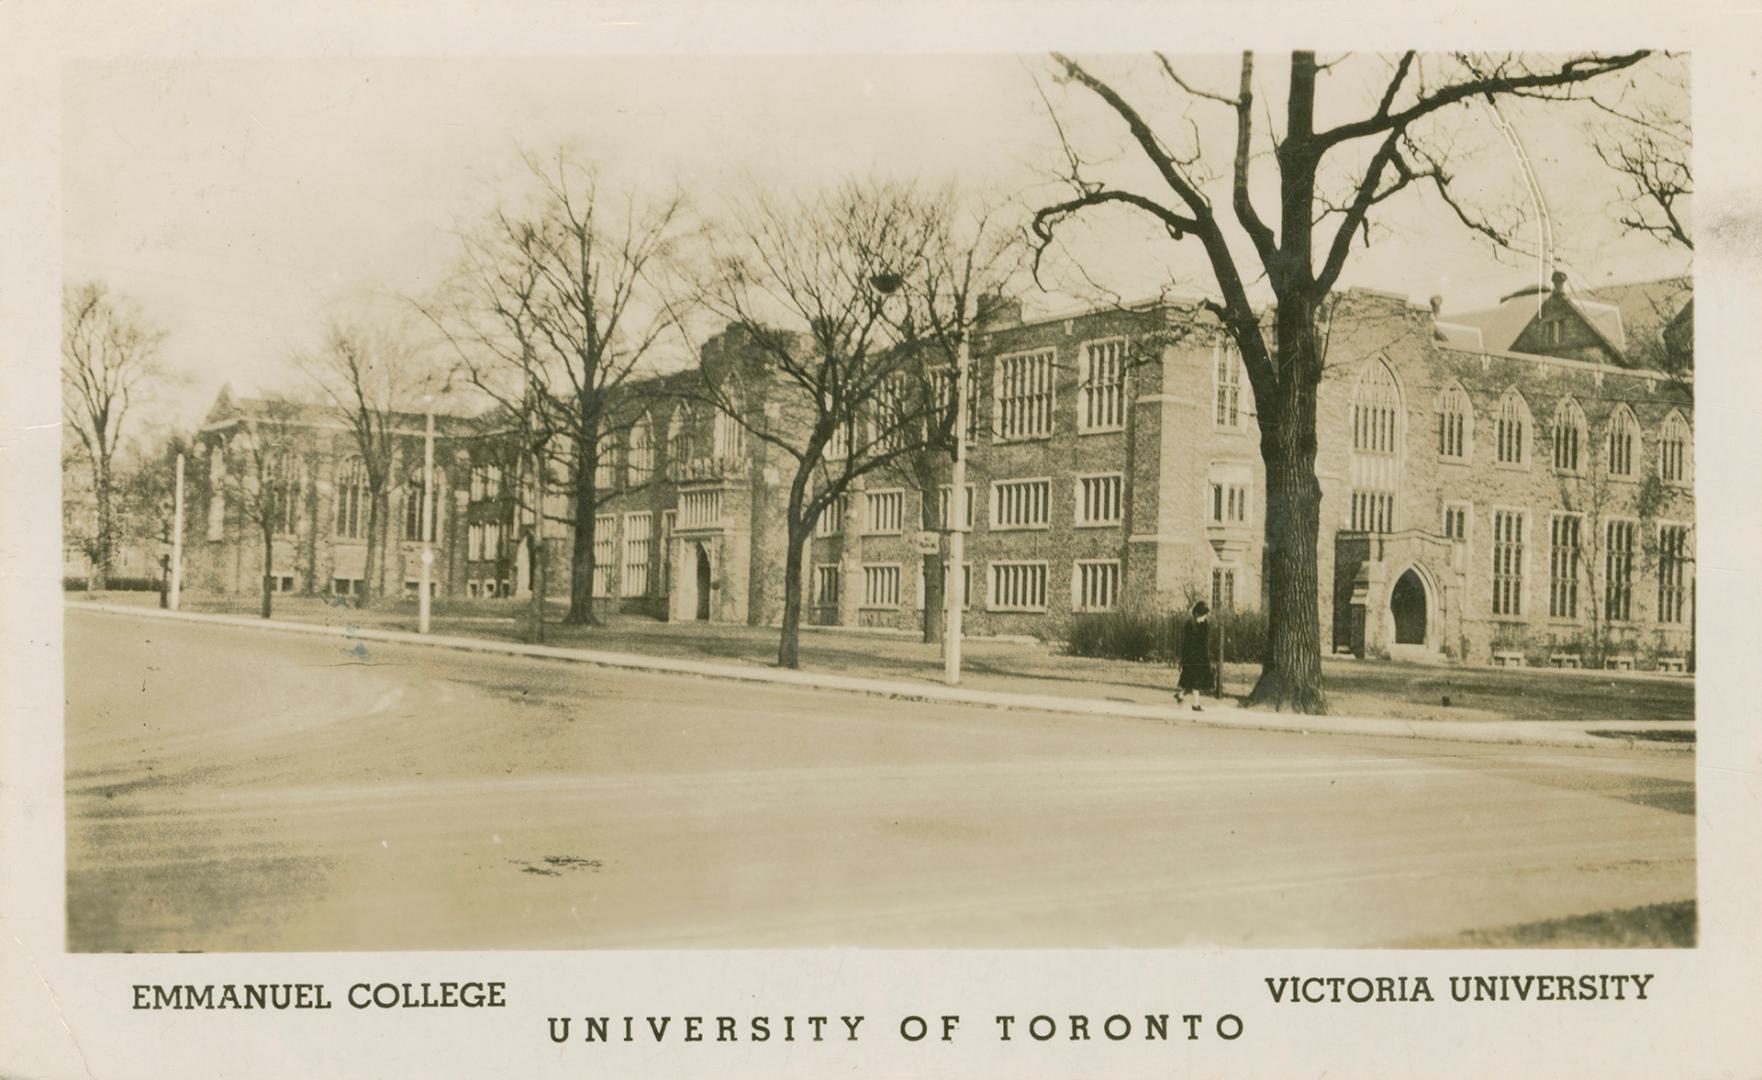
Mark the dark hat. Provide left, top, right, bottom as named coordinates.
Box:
left=1192, top=600, right=1210, bottom=617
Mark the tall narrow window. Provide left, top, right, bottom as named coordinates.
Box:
left=1437, top=383, right=1471, bottom=460
left=814, top=492, right=848, bottom=538
left=994, top=349, right=1056, bottom=440
left=1659, top=412, right=1689, bottom=484
left=1492, top=510, right=1525, bottom=616
left=1552, top=396, right=1586, bottom=473
left=1657, top=524, right=1691, bottom=624
left=594, top=433, right=618, bottom=491
left=1349, top=359, right=1402, bottom=534
left=1605, top=519, right=1636, bottom=622
left=713, top=401, right=745, bottom=460
left=627, top=418, right=654, bottom=485
left=1443, top=503, right=1470, bottom=543
left=623, top=512, right=652, bottom=597
left=1211, top=565, right=1238, bottom=612
left=402, top=465, right=437, bottom=541
left=1214, top=343, right=1243, bottom=428
left=592, top=514, right=616, bottom=598
left=334, top=457, right=367, bottom=539
left=1079, top=339, right=1127, bottom=432
left=1549, top=513, right=1581, bottom=619
left=1607, top=405, right=1638, bottom=478
left=270, top=454, right=302, bottom=536
left=668, top=407, right=695, bottom=476
left=814, top=565, right=840, bottom=608
left=1495, top=389, right=1530, bottom=466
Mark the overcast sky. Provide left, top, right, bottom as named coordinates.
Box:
left=62, top=53, right=1691, bottom=432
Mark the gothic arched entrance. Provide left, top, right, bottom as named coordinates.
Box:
left=694, top=543, right=712, bottom=621
left=1390, top=568, right=1428, bottom=647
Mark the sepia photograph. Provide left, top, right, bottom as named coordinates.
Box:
left=58, top=49, right=1698, bottom=956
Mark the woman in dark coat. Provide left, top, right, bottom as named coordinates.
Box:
left=1175, top=601, right=1214, bottom=710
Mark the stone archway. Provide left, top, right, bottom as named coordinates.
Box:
left=1391, top=568, right=1427, bottom=646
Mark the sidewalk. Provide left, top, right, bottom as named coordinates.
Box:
left=71, top=599, right=1693, bottom=752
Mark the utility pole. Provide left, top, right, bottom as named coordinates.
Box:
left=419, top=401, right=435, bottom=634
left=944, top=312, right=970, bottom=686
left=169, top=452, right=185, bottom=611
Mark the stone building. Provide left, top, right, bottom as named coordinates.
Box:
left=189, top=271, right=1695, bottom=671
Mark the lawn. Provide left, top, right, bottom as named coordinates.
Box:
left=75, top=590, right=1695, bottom=727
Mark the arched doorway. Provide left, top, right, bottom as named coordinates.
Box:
left=1391, top=568, right=1427, bottom=647
left=694, top=543, right=712, bottom=621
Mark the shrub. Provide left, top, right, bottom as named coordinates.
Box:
left=64, top=576, right=162, bottom=592
left=1065, top=606, right=1266, bottom=664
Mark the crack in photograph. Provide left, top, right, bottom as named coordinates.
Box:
left=61, top=50, right=1695, bottom=951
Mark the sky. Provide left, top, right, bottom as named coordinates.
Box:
left=62, top=53, right=1692, bottom=433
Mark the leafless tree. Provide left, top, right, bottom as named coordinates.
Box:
left=687, top=179, right=949, bottom=668
left=297, top=319, right=428, bottom=606
left=216, top=398, right=306, bottom=619
left=1589, top=54, right=1692, bottom=251
left=1031, top=51, right=1652, bottom=712
left=426, top=150, right=687, bottom=627
left=61, top=281, right=168, bottom=590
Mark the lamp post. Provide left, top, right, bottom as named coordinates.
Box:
left=418, top=396, right=435, bottom=635
left=944, top=314, right=970, bottom=686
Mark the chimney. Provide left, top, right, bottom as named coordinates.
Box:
left=1428, top=295, right=1443, bottom=316
left=1551, top=269, right=1569, bottom=296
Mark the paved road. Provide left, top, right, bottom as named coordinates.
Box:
left=65, top=608, right=1694, bottom=951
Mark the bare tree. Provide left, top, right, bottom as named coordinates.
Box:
left=297, top=319, right=425, bottom=606
left=428, top=150, right=686, bottom=627
left=1031, top=51, right=1651, bottom=712
left=61, top=281, right=167, bottom=591
left=1589, top=55, right=1692, bottom=251
left=216, top=399, right=306, bottom=619
left=113, top=428, right=194, bottom=599
left=688, top=179, right=947, bottom=668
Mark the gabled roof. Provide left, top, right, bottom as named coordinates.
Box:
left=1444, top=274, right=1692, bottom=363
left=1582, top=276, right=1693, bottom=351
left=1445, top=292, right=1546, bottom=354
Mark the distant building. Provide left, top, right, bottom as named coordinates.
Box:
left=189, top=274, right=1695, bottom=671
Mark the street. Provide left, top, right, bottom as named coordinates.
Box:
left=65, top=608, right=1694, bottom=951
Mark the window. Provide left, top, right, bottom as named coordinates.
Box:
left=814, top=492, right=848, bottom=538
left=933, top=365, right=980, bottom=442
left=1659, top=412, right=1689, bottom=484
left=207, top=447, right=226, bottom=541
left=1209, top=480, right=1249, bottom=525
left=668, top=407, right=696, bottom=472
left=1495, top=389, right=1530, bottom=466
left=814, top=565, right=840, bottom=608
left=623, top=512, right=652, bottom=597
left=1349, top=360, right=1402, bottom=535
left=592, top=514, right=616, bottom=598
left=468, top=464, right=502, bottom=501
left=1075, top=474, right=1123, bottom=526
left=994, top=349, right=1056, bottom=440
left=992, top=478, right=1052, bottom=530
left=402, top=465, right=436, bottom=541
left=679, top=489, right=722, bottom=529
left=1214, top=343, right=1244, bottom=428
left=916, top=562, right=971, bottom=611
left=269, top=454, right=302, bottom=536
left=1212, top=566, right=1237, bottom=612
left=403, top=580, right=436, bottom=599
left=483, top=521, right=502, bottom=559
left=1437, top=383, right=1471, bottom=460
left=1607, top=406, right=1638, bottom=478
left=467, top=581, right=481, bottom=599
left=658, top=510, right=676, bottom=594
left=1552, top=397, right=1587, bottom=473
left=467, top=523, right=484, bottom=561
left=1491, top=510, right=1526, bottom=616
left=1604, top=519, right=1636, bottom=622
left=1443, top=503, right=1470, bottom=543
left=627, top=418, right=654, bottom=485
left=989, top=561, right=1048, bottom=612
left=864, top=489, right=904, bottom=534
left=868, top=375, right=913, bottom=453
left=329, top=576, right=359, bottom=598
left=1549, top=513, right=1581, bottom=619
left=1658, top=524, right=1691, bottom=624
left=929, top=485, right=975, bottom=531
left=1073, top=560, right=1121, bottom=612
left=713, top=403, right=745, bottom=460
left=862, top=564, right=901, bottom=608
left=594, top=433, right=618, bottom=490
left=1078, top=339, right=1127, bottom=432
left=335, top=457, right=367, bottom=539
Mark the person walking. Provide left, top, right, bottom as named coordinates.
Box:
left=1175, top=601, right=1214, bottom=711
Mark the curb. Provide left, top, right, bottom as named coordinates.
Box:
left=71, top=602, right=1691, bottom=752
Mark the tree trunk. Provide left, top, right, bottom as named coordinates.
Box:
left=529, top=531, right=548, bottom=644
left=362, top=491, right=383, bottom=606
left=1247, top=318, right=1327, bottom=714
left=778, top=522, right=808, bottom=668
left=92, top=457, right=113, bottom=591
left=915, top=457, right=945, bottom=645
left=563, top=434, right=600, bottom=626
left=260, top=529, right=275, bottom=619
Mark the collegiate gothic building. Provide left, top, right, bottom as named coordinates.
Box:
left=191, top=271, right=1694, bottom=670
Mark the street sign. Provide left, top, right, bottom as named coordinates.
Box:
left=914, top=530, right=940, bottom=555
